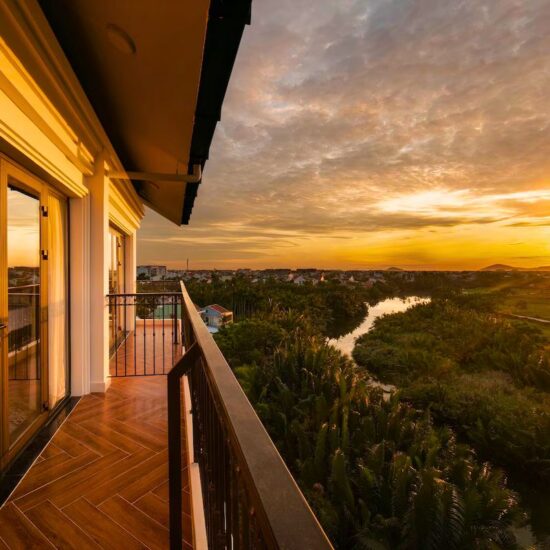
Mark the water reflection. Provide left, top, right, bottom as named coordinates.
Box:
left=329, top=296, right=430, bottom=357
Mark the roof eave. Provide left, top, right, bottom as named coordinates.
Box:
left=182, top=0, right=251, bottom=225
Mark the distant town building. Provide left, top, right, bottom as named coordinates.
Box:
left=137, top=265, right=167, bottom=280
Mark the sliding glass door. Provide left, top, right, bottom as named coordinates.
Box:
left=6, top=185, right=42, bottom=444
left=0, top=158, right=69, bottom=470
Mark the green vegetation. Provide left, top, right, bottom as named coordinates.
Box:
left=181, top=271, right=550, bottom=547
left=353, top=297, right=550, bottom=390
left=184, top=276, right=372, bottom=337
left=213, top=307, right=521, bottom=548
left=352, top=294, right=550, bottom=544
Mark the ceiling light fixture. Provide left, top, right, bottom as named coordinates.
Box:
left=106, top=23, right=136, bottom=55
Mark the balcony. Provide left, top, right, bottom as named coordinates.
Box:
left=0, top=284, right=332, bottom=549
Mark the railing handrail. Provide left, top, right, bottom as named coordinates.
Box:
left=170, top=281, right=333, bottom=549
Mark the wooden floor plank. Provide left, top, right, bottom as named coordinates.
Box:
left=113, top=401, right=166, bottom=423
left=10, top=451, right=76, bottom=500
left=63, top=498, right=145, bottom=550
left=40, top=442, right=64, bottom=460
left=51, top=430, right=93, bottom=458
left=108, top=419, right=167, bottom=452
left=78, top=446, right=155, bottom=502
left=142, top=417, right=169, bottom=433
left=49, top=450, right=128, bottom=509
left=78, top=419, right=151, bottom=455
left=68, top=397, right=139, bottom=424
left=134, top=492, right=169, bottom=528
left=0, top=503, right=54, bottom=549
left=151, top=480, right=169, bottom=502
left=25, top=501, right=99, bottom=549
left=62, top=421, right=124, bottom=456
left=11, top=451, right=100, bottom=511
left=84, top=449, right=167, bottom=506
left=22, top=449, right=73, bottom=482
left=120, top=461, right=168, bottom=503
left=99, top=495, right=169, bottom=550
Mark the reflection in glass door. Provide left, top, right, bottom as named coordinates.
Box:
left=6, top=186, right=42, bottom=443
left=109, top=225, right=126, bottom=352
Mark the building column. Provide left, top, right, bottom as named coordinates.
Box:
left=125, top=231, right=137, bottom=295
left=69, top=193, right=90, bottom=396
left=88, top=150, right=110, bottom=393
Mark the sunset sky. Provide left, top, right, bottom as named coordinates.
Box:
left=137, top=0, right=550, bottom=271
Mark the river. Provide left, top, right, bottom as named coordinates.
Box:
left=329, top=295, right=430, bottom=358
left=329, top=296, right=430, bottom=393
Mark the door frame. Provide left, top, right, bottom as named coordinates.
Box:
left=0, top=158, right=61, bottom=470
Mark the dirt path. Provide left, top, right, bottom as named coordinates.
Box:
left=506, top=313, right=550, bottom=324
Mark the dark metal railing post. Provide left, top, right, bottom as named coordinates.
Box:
left=133, top=295, right=137, bottom=374
left=162, top=294, right=166, bottom=373
left=124, top=295, right=128, bottom=376
left=167, top=342, right=200, bottom=549
left=167, top=368, right=183, bottom=549
left=173, top=297, right=178, bottom=345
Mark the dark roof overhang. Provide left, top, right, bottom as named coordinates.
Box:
left=183, top=0, right=252, bottom=224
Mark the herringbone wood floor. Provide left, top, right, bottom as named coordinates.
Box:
left=0, top=376, right=193, bottom=549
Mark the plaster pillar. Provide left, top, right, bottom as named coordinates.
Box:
left=69, top=193, right=90, bottom=396
left=88, top=151, right=110, bottom=393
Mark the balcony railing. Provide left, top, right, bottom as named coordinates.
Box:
left=168, top=282, right=333, bottom=549
left=107, top=292, right=184, bottom=376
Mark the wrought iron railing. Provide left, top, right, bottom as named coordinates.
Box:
left=168, top=282, right=333, bottom=549
left=106, top=293, right=184, bottom=376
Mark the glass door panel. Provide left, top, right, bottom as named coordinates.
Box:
left=7, top=185, right=42, bottom=443
left=48, top=194, right=68, bottom=410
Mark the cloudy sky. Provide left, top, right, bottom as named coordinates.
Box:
left=138, top=0, right=550, bottom=270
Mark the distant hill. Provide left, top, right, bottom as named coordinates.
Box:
left=480, top=264, right=550, bottom=272
left=386, top=266, right=405, bottom=271
left=480, top=264, right=517, bottom=271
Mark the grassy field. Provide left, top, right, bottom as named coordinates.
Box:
left=497, top=281, right=550, bottom=342
left=497, top=278, right=550, bottom=318
left=463, top=273, right=550, bottom=340
left=499, top=292, right=550, bottom=320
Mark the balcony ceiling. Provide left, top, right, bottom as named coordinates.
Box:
left=38, top=0, right=209, bottom=224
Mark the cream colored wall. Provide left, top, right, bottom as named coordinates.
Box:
left=0, top=2, right=144, bottom=395
left=0, top=37, right=90, bottom=198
